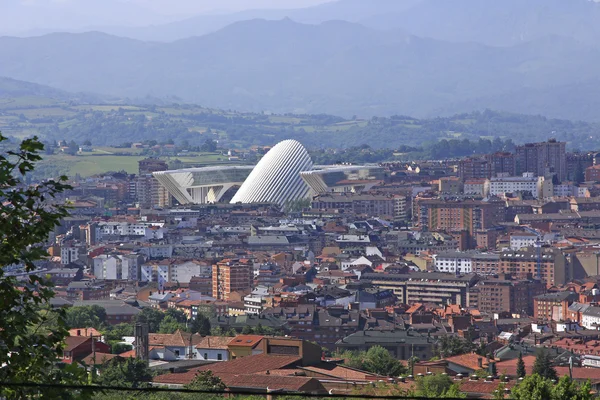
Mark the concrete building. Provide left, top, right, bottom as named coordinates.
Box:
left=417, top=198, right=505, bottom=241
left=510, top=233, right=539, bottom=250
left=153, top=166, right=253, bottom=205
left=300, top=165, right=385, bottom=194
left=585, top=165, right=600, bottom=182
left=438, top=177, right=463, bottom=194
left=469, top=277, right=545, bottom=315
left=464, top=179, right=486, bottom=196
left=212, top=261, right=253, bottom=301
left=362, top=272, right=477, bottom=307
left=582, top=306, right=600, bottom=330
left=433, top=252, right=473, bottom=274
left=515, top=139, right=567, bottom=181
left=137, top=158, right=169, bottom=209
left=484, top=173, right=543, bottom=199
left=533, top=291, right=578, bottom=321
left=61, top=242, right=85, bottom=265
left=499, top=247, right=568, bottom=286
left=485, top=152, right=516, bottom=177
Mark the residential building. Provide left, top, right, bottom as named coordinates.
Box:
left=464, top=179, right=486, bottom=196
left=417, top=198, right=505, bottom=244
left=585, top=165, right=600, bottom=182
left=510, top=233, right=539, bottom=250
left=137, top=158, right=169, bottom=209
left=582, top=306, right=600, bottom=330
left=469, top=277, right=545, bottom=315
left=362, top=272, right=477, bottom=306
left=485, top=152, right=516, bottom=177
left=433, top=251, right=474, bottom=274
left=470, top=253, right=500, bottom=275
left=484, top=173, right=543, bottom=199
left=533, top=291, right=578, bottom=321
left=499, top=247, right=568, bottom=286
left=515, top=139, right=567, bottom=181
left=212, top=260, right=253, bottom=301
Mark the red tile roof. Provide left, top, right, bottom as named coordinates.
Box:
left=220, top=373, right=321, bottom=391
left=154, top=354, right=302, bottom=385
left=459, top=380, right=515, bottom=395
left=300, top=364, right=382, bottom=381
left=64, top=336, right=91, bottom=351
left=227, top=335, right=264, bottom=348
left=444, top=353, right=488, bottom=371
left=196, top=336, right=231, bottom=350
left=148, top=330, right=203, bottom=347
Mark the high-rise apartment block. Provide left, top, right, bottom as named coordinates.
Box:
left=417, top=198, right=505, bottom=237
left=458, top=153, right=516, bottom=181
left=515, top=139, right=566, bottom=181
left=137, top=158, right=169, bottom=209
left=212, top=260, right=253, bottom=300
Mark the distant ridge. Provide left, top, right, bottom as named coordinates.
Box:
left=2, top=18, right=600, bottom=121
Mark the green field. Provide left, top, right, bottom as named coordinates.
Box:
left=39, top=154, right=145, bottom=177
left=35, top=150, right=239, bottom=178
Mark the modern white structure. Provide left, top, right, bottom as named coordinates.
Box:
left=582, top=305, right=600, bottom=330
left=153, top=166, right=253, bottom=204
left=154, top=140, right=382, bottom=208
left=510, top=234, right=539, bottom=250
left=93, top=254, right=142, bottom=280
left=433, top=252, right=473, bottom=274
left=484, top=173, right=543, bottom=199
left=300, top=165, right=384, bottom=194
left=231, top=139, right=314, bottom=207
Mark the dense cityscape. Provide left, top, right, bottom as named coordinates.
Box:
left=3, top=0, right=600, bottom=399
left=0, top=134, right=595, bottom=398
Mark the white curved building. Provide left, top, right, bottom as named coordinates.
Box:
left=153, top=166, right=253, bottom=204
left=230, top=139, right=314, bottom=207
left=300, top=165, right=385, bottom=194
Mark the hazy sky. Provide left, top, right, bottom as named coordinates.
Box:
left=126, top=0, right=333, bottom=14
left=2, top=0, right=333, bottom=33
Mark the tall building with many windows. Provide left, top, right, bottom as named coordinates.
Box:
left=212, top=260, right=253, bottom=301
left=515, top=139, right=566, bottom=181
left=137, top=158, right=169, bottom=209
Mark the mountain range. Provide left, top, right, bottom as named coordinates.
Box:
left=2, top=0, right=600, bottom=121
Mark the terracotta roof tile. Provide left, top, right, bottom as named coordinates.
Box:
left=154, top=354, right=302, bottom=385
left=219, top=373, right=321, bottom=392
left=196, top=336, right=231, bottom=350
left=444, top=353, right=488, bottom=371
left=227, top=335, right=264, bottom=348
left=64, top=336, right=91, bottom=351
left=148, top=330, right=203, bottom=347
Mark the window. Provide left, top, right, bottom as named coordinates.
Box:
left=217, top=354, right=223, bottom=360
left=204, top=353, right=208, bottom=360
left=174, top=350, right=180, bottom=357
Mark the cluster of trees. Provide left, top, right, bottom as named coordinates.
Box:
left=510, top=375, right=593, bottom=400
left=436, top=335, right=476, bottom=358
left=334, top=346, right=407, bottom=377
left=0, top=132, right=90, bottom=399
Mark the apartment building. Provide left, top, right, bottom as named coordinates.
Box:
left=499, top=247, right=568, bottom=286
left=362, top=272, right=477, bottom=307
left=212, top=260, right=253, bottom=301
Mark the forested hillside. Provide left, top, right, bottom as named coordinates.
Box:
left=1, top=90, right=599, bottom=155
